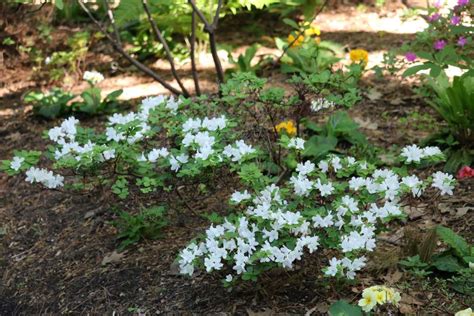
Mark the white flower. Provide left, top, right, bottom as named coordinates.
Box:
left=166, top=96, right=180, bottom=113
left=102, top=149, right=116, bottom=160
left=148, top=147, right=169, bottom=162
left=402, top=175, right=423, bottom=197
left=423, top=146, right=442, bottom=157
left=225, top=274, right=233, bottom=282
left=231, top=190, right=252, bottom=204
left=315, top=179, right=334, bottom=197
left=401, top=144, right=423, bottom=163
left=182, top=118, right=202, bottom=133
left=202, top=115, right=226, bottom=131
left=296, top=161, right=315, bottom=176
left=431, top=171, right=455, bottom=195
left=311, top=98, right=335, bottom=112
left=290, top=175, right=314, bottom=196
left=325, top=257, right=340, bottom=276
left=10, top=156, right=25, bottom=171
left=169, top=153, right=189, bottom=172
left=83, top=70, right=104, bottom=84
left=312, top=214, right=334, bottom=228
left=318, top=160, right=329, bottom=173
left=331, top=156, right=342, bottom=172
left=25, top=167, right=64, bottom=189
left=288, top=137, right=305, bottom=150
left=223, top=140, right=255, bottom=162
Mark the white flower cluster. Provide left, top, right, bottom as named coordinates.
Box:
left=83, top=70, right=104, bottom=85
left=106, top=95, right=179, bottom=144
left=222, top=140, right=256, bottom=162
left=400, top=144, right=443, bottom=163
left=25, top=167, right=64, bottom=189
left=178, top=150, right=456, bottom=283
left=310, top=98, right=335, bottom=112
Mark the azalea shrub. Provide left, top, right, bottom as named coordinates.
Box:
left=177, top=145, right=454, bottom=284
left=1, top=73, right=457, bottom=286
left=402, top=0, right=473, bottom=77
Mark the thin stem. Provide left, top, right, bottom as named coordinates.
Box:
left=190, top=10, right=201, bottom=95
left=78, top=0, right=182, bottom=96
left=102, top=0, right=122, bottom=47
left=142, top=0, right=190, bottom=97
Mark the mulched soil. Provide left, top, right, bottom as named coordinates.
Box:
left=1, top=3, right=473, bottom=315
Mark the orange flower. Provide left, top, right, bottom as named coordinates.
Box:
left=275, top=120, right=297, bottom=136
left=287, top=33, right=304, bottom=48
left=349, top=49, right=369, bottom=65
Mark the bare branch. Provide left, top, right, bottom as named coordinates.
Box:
left=142, top=0, right=190, bottom=97
left=211, top=0, right=223, bottom=29
left=78, top=0, right=182, bottom=96
left=188, top=0, right=211, bottom=31
left=190, top=10, right=201, bottom=95
left=188, top=0, right=224, bottom=85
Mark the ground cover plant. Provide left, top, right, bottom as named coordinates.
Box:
left=0, top=0, right=473, bottom=314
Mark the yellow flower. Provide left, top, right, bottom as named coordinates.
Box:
left=358, top=291, right=377, bottom=312
left=275, top=120, right=297, bottom=136
left=287, top=33, right=304, bottom=48
left=349, top=49, right=369, bottom=65
left=374, top=290, right=388, bottom=304
left=304, top=25, right=321, bottom=37
left=314, top=37, right=321, bottom=45
left=455, top=308, right=474, bottom=316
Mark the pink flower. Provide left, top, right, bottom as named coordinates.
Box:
left=434, top=0, right=443, bottom=7
left=429, top=13, right=441, bottom=22
left=457, top=0, right=469, bottom=6
left=405, top=52, right=417, bottom=62
left=434, top=39, right=447, bottom=50
left=458, top=36, right=468, bottom=46
left=457, top=166, right=474, bottom=179
left=451, top=15, right=461, bottom=25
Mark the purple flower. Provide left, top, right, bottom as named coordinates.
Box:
left=429, top=13, right=441, bottom=22
left=434, top=39, right=447, bottom=50
left=451, top=15, right=461, bottom=25
left=457, top=0, right=469, bottom=6
left=458, top=36, right=468, bottom=47
left=405, top=52, right=417, bottom=62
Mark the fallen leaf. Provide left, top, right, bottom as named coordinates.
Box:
left=455, top=206, right=473, bottom=217
left=353, top=116, right=378, bottom=130
left=383, top=269, right=403, bottom=284
left=366, top=88, right=382, bottom=101
left=102, top=250, right=124, bottom=265
left=437, top=203, right=450, bottom=214
left=389, top=97, right=404, bottom=105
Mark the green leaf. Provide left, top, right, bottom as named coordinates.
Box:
left=283, top=18, right=300, bottom=30
left=432, top=254, right=463, bottom=272
left=436, top=226, right=470, bottom=257
left=329, top=300, right=363, bottom=316
left=403, top=63, right=432, bottom=77
left=303, top=135, right=337, bottom=158
left=55, top=0, right=64, bottom=10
